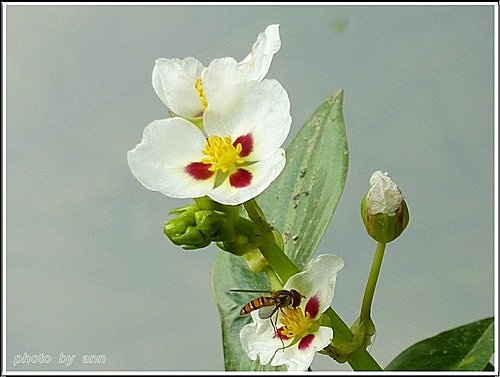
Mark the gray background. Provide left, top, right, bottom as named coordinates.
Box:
left=5, top=4, right=495, bottom=372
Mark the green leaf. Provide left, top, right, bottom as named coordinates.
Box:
left=212, top=251, right=285, bottom=371
left=257, top=89, right=348, bottom=268
left=386, top=317, right=494, bottom=371
left=212, top=90, right=348, bottom=370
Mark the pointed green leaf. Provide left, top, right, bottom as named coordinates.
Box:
left=212, top=251, right=285, bottom=371
left=257, top=89, right=348, bottom=268
left=386, top=317, right=494, bottom=371
left=213, top=90, right=348, bottom=370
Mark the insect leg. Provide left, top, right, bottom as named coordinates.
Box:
left=271, top=308, right=285, bottom=352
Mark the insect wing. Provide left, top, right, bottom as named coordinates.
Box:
left=230, top=289, right=273, bottom=294
left=258, top=305, right=278, bottom=319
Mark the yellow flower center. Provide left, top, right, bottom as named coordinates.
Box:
left=194, top=78, right=208, bottom=111
left=202, top=136, right=244, bottom=173
left=279, top=307, right=313, bottom=339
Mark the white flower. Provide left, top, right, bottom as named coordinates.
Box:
left=366, top=171, right=404, bottom=216
left=152, top=24, right=281, bottom=119
left=240, top=254, right=344, bottom=371
left=127, top=79, right=291, bottom=205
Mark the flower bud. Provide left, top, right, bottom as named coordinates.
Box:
left=166, top=225, right=212, bottom=250
left=163, top=200, right=260, bottom=254
left=164, top=205, right=197, bottom=235
left=163, top=205, right=219, bottom=249
left=216, top=216, right=259, bottom=256
left=194, top=210, right=225, bottom=238
left=361, top=171, right=409, bottom=243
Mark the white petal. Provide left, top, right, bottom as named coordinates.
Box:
left=204, top=79, right=291, bottom=161
left=240, top=311, right=284, bottom=366
left=127, top=118, right=214, bottom=198
left=238, top=24, right=281, bottom=81
left=367, top=170, right=404, bottom=216
left=284, top=255, right=344, bottom=319
left=201, top=57, right=245, bottom=102
left=152, top=57, right=205, bottom=118
left=271, top=327, right=333, bottom=371
left=208, top=149, right=285, bottom=205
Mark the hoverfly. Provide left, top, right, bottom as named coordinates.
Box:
left=230, top=289, right=305, bottom=349
left=232, top=289, right=304, bottom=318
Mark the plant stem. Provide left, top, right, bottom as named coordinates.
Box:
left=264, top=267, right=284, bottom=290
left=360, top=242, right=386, bottom=323
left=243, top=199, right=299, bottom=282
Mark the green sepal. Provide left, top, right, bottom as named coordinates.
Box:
left=361, top=197, right=410, bottom=243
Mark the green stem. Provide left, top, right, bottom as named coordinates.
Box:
left=264, top=267, right=283, bottom=291
left=360, top=242, right=386, bottom=323
left=243, top=199, right=383, bottom=371
left=324, top=308, right=382, bottom=370
left=243, top=199, right=300, bottom=282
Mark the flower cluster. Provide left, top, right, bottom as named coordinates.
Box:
left=127, top=25, right=349, bottom=372
left=128, top=24, right=291, bottom=205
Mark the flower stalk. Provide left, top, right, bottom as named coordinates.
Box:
left=243, top=199, right=300, bottom=283
left=360, top=241, right=386, bottom=323
left=326, top=241, right=387, bottom=365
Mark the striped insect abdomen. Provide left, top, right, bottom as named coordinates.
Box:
left=240, top=296, right=273, bottom=315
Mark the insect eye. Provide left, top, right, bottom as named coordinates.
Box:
left=290, top=290, right=303, bottom=307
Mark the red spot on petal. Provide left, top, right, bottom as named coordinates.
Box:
left=233, top=134, right=253, bottom=157
left=275, top=327, right=289, bottom=340
left=185, top=162, right=214, bottom=180
left=229, top=169, right=252, bottom=188
left=298, top=334, right=315, bottom=351
left=305, top=295, right=320, bottom=319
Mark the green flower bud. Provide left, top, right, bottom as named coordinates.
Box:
left=164, top=205, right=197, bottom=235
left=361, top=171, right=409, bottom=243
left=194, top=210, right=225, bottom=238
left=217, top=235, right=253, bottom=257
left=175, top=227, right=212, bottom=249
left=164, top=205, right=214, bottom=249
left=164, top=199, right=259, bottom=253
left=216, top=217, right=259, bottom=256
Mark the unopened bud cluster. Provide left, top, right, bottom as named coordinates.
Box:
left=163, top=197, right=260, bottom=256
